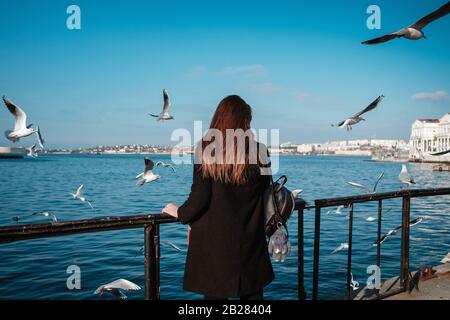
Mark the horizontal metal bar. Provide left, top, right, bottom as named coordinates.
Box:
left=0, top=214, right=178, bottom=244
left=315, top=187, right=450, bottom=208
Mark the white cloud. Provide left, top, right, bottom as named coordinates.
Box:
left=221, top=64, right=268, bottom=78
left=411, top=91, right=449, bottom=102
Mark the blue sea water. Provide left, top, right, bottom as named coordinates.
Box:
left=0, top=154, right=449, bottom=300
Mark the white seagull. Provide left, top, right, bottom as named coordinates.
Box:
left=149, top=89, right=174, bottom=121
left=94, top=279, right=141, bottom=300
left=350, top=273, right=360, bottom=290
left=32, top=212, right=57, bottom=222
left=155, top=161, right=176, bottom=172
left=69, top=184, right=94, bottom=209
left=399, top=164, right=416, bottom=188
left=2, top=96, right=40, bottom=143
left=35, top=125, right=45, bottom=150
left=332, top=95, right=384, bottom=131
left=373, top=217, right=423, bottom=247
left=331, top=243, right=349, bottom=254
left=440, top=253, right=450, bottom=264
left=291, top=189, right=303, bottom=198
left=26, top=144, right=37, bottom=158
left=362, top=2, right=450, bottom=45
left=347, top=171, right=384, bottom=194
left=136, top=158, right=161, bottom=186
left=326, top=205, right=345, bottom=215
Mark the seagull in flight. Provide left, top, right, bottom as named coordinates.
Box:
left=26, top=144, right=37, bottom=158
left=362, top=2, right=450, bottom=45
left=69, top=184, right=94, bottom=209
left=331, top=243, right=349, bottom=254
left=136, top=158, right=161, bottom=186
left=430, top=149, right=450, bottom=156
left=373, top=217, right=423, bottom=247
left=35, top=125, right=45, bottom=150
left=31, top=212, right=57, bottom=222
left=155, top=161, right=176, bottom=172
left=94, top=279, right=141, bottom=300
left=399, top=164, right=416, bottom=188
left=350, top=273, right=360, bottom=290
left=347, top=172, right=384, bottom=194
left=332, top=95, right=384, bottom=131
left=326, top=205, right=345, bottom=215
left=149, top=89, right=174, bottom=121
left=2, top=96, right=40, bottom=143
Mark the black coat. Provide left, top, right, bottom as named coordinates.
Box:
left=178, top=162, right=274, bottom=297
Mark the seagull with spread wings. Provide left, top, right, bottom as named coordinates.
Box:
left=332, top=95, right=384, bottom=131
left=155, top=161, right=176, bottom=173
left=69, top=184, right=94, bottom=209
left=362, top=2, right=450, bottom=45
left=94, top=279, right=141, bottom=300
left=347, top=171, right=384, bottom=194
left=136, top=158, right=161, bottom=186
left=2, top=96, right=41, bottom=143
left=149, top=89, right=174, bottom=121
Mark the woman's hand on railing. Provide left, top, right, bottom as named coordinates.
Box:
left=162, top=203, right=179, bottom=218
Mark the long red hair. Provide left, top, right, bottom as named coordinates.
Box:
left=200, top=95, right=260, bottom=185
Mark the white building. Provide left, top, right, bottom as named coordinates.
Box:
left=410, top=113, right=450, bottom=161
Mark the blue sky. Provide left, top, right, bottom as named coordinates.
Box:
left=0, top=0, right=449, bottom=148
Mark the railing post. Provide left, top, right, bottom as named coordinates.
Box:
left=347, top=203, right=354, bottom=300
left=400, top=196, right=411, bottom=292
left=144, top=223, right=160, bottom=300
left=312, top=204, right=321, bottom=300
left=376, top=200, right=382, bottom=269
left=298, top=205, right=306, bottom=300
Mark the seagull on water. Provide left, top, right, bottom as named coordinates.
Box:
left=136, top=158, right=161, bottom=186
left=149, top=89, right=174, bottom=121
left=331, top=243, right=349, bottom=254
left=399, top=164, right=416, bottom=188
left=2, top=96, right=41, bottom=143
left=26, top=144, right=37, bottom=158
left=347, top=171, right=384, bottom=194
left=69, top=184, right=94, bottom=209
left=332, top=95, right=384, bottom=131
left=32, top=212, right=57, bottom=222
left=94, top=279, right=141, bottom=300
left=155, top=161, right=176, bottom=172
left=441, top=253, right=450, bottom=264
left=362, top=2, right=450, bottom=45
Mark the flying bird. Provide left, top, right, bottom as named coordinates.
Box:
left=362, top=2, right=450, bottom=45
left=326, top=205, right=345, bottom=215
left=35, top=126, right=45, bottom=150
left=347, top=171, right=385, bottom=194
left=26, top=144, right=37, bottom=158
left=136, top=158, right=161, bottom=186
left=31, top=212, right=57, bottom=222
left=2, top=96, right=40, bottom=143
left=69, top=184, right=94, bottom=209
left=94, top=279, right=141, bottom=300
left=149, top=89, right=174, bottom=121
left=373, top=217, right=423, bottom=247
left=430, top=149, right=450, bottom=156
left=332, top=95, right=384, bottom=131
left=399, top=164, right=416, bottom=188
left=331, top=243, right=349, bottom=254
left=155, top=161, right=176, bottom=172
left=350, top=273, right=360, bottom=291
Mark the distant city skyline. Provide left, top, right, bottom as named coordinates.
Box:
left=0, top=0, right=449, bottom=149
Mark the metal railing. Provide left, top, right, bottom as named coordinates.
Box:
left=307, top=187, right=450, bottom=300
left=0, top=187, right=449, bottom=300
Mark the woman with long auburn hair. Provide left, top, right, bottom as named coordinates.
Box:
left=163, top=95, right=274, bottom=300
